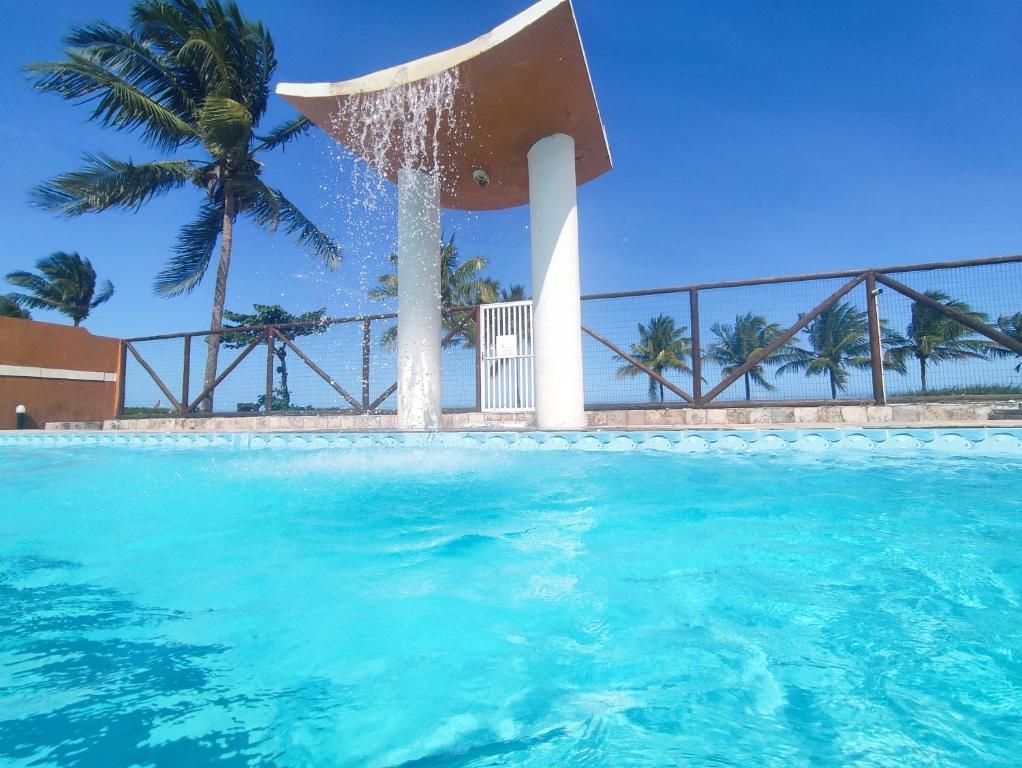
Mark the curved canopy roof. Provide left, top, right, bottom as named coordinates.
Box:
left=275, top=0, right=611, bottom=211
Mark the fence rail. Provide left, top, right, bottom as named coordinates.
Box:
left=119, top=254, right=1022, bottom=417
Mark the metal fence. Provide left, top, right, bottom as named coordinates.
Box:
left=119, top=254, right=1022, bottom=417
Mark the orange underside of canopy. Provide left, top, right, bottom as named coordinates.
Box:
left=277, top=0, right=611, bottom=211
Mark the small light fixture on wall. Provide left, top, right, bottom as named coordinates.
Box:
left=15, top=404, right=26, bottom=430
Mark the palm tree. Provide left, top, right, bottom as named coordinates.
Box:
left=27, top=0, right=341, bottom=410
left=883, top=290, right=990, bottom=392
left=0, top=295, right=30, bottom=320
left=989, top=312, right=1022, bottom=373
left=370, top=233, right=499, bottom=349
left=500, top=285, right=527, bottom=302
left=775, top=301, right=879, bottom=399
left=222, top=304, right=328, bottom=410
left=703, top=313, right=789, bottom=400
left=615, top=314, right=693, bottom=402
left=5, top=252, right=113, bottom=326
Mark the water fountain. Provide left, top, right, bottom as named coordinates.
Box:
left=276, top=0, right=611, bottom=430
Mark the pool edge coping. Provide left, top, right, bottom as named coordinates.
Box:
left=2, top=427, right=1022, bottom=454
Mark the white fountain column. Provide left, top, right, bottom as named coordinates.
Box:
left=528, top=133, right=585, bottom=430
left=397, top=166, right=442, bottom=430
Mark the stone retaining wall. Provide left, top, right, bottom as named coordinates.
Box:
left=39, top=400, right=1021, bottom=432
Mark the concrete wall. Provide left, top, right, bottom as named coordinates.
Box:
left=0, top=317, right=121, bottom=429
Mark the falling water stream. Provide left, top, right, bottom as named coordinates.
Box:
left=318, top=68, right=470, bottom=414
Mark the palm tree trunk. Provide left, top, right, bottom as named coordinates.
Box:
left=830, top=370, right=837, bottom=399
left=919, top=356, right=927, bottom=393
left=659, top=381, right=664, bottom=402
left=200, top=185, right=235, bottom=413
left=744, top=373, right=751, bottom=401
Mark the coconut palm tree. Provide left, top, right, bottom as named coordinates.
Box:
left=500, top=285, right=527, bottom=302
left=774, top=301, right=881, bottom=399
left=0, top=295, right=30, bottom=320
left=27, top=0, right=341, bottom=409
left=883, top=290, right=990, bottom=392
left=703, top=313, right=789, bottom=400
left=615, top=314, right=693, bottom=402
left=989, top=312, right=1022, bottom=373
left=5, top=252, right=113, bottom=326
left=370, top=233, right=499, bottom=349
left=222, top=304, right=328, bottom=410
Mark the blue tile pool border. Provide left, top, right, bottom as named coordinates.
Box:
left=2, top=428, right=1022, bottom=454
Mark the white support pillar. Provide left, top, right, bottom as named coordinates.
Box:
left=528, top=133, right=585, bottom=430
left=397, top=167, right=442, bottom=430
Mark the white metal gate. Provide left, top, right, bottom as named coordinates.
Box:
left=480, top=300, right=534, bottom=412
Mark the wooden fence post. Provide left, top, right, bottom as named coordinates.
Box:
left=865, top=272, right=886, bottom=405
left=690, top=288, right=702, bottom=404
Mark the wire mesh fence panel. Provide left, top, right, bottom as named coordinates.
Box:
left=696, top=276, right=872, bottom=403
left=274, top=321, right=364, bottom=411
left=442, top=309, right=479, bottom=410
left=183, top=339, right=211, bottom=412
left=122, top=337, right=193, bottom=415
left=368, top=317, right=398, bottom=411
left=581, top=291, right=694, bottom=406
left=877, top=261, right=1022, bottom=399
left=203, top=335, right=271, bottom=414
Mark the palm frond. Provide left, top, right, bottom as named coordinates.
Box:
left=26, top=53, right=194, bottom=151
left=154, top=201, right=223, bottom=296
left=246, top=184, right=341, bottom=267
left=31, top=154, right=196, bottom=215
left=989, top=313, right=1022, bottom=362
left=177, top=35, right=234, bottom=97
left=196, top=95, right=252, bottom=155
left=451, top=256, right=487, bottom=284
left=61, top=21, right=196, bottom=117
left=747, top=367, right=776, bottom=391
left=368, top=275, right=398, bottom=302
left=0, top=294, right=31, bottom=319
left=90, top=279, right=115, bottom=308
left=5, top=271, right=54, bottom=301
left=238, top=16, right=275, bottom=120
left=255, top=115, right=310, bottom=153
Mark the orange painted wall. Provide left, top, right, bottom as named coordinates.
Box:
left=0, top=317, right=122, bottom=429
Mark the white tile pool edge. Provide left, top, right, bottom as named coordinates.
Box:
left=2, top=429, right=1022, bottom=454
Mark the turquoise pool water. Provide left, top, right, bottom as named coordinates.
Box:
left=1, top=432, right=1021, bottom=766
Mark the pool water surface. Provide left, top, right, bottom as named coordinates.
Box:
left=1, top=434, right=1020, bottom=766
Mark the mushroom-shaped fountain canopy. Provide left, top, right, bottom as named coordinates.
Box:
left=275, top=0, right=611, bottom=211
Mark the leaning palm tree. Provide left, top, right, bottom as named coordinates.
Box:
left=703, top=313, right=789, bottom=400
left=5, top=252, right=113, bottom=326
left=370, top=233, right=499, bottom=349
left=615, top=314, right=693, bottom=402
left=883, top=290, right=990, bottom=392
left=989, top=312, right=1022, bottom=373
left=774, top=301, right=879, bottom=399
left=27, top=0, right=341, bottom=409
left=0, top=295, right=30, bottom=320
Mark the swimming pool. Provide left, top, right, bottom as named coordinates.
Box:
left=2, top=430, right=1021, bottom=766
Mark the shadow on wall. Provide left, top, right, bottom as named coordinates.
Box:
left=0, top=317, right=121, bottom=429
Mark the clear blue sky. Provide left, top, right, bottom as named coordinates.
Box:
left=1, top=0, right=1021, bottom=340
